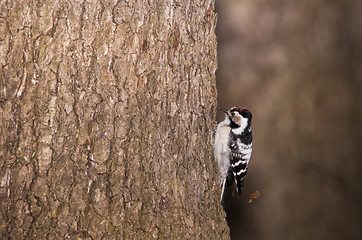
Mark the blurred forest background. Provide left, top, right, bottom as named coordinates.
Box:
left=215, top=0, right=362, bottom=239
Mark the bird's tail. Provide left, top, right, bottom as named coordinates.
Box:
left=221, top=168, right=234, bottom=210
left=236, top=178, right=244, bottom=197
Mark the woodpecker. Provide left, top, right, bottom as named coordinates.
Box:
left=214, top=106, right=253, bottom=210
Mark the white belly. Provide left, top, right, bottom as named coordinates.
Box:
left=214, top=125, right=231, bottom=184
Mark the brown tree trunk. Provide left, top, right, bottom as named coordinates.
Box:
left=0, top=1, right=229, bottom=239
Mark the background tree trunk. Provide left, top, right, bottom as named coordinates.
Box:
left=0, top=1, right=229, bottom=239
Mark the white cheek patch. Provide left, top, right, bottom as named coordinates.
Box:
left=231, top=116, right=248, bottom=135
left=234, top=116, right=242, bottom=125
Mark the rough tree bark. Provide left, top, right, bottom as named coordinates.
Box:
left=0, top=0, right=229, bottom=239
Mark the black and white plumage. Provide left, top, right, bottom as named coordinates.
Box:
left=214, top=106, right=253, bottom=210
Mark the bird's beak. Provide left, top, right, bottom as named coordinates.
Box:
left=218, top=108, right=228, bottom=114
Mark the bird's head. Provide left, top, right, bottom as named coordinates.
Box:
left=219, top=106, right=252, bottom=131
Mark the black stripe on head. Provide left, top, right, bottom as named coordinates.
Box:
left=230, top=107, right=251, bottom=116
left=240, top=109, right=252, bottom=122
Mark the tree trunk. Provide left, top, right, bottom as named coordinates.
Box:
left=0, top=0, right=229, bottom=239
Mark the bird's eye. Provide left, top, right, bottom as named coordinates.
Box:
left=231, top=112, right=235, bottom=116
